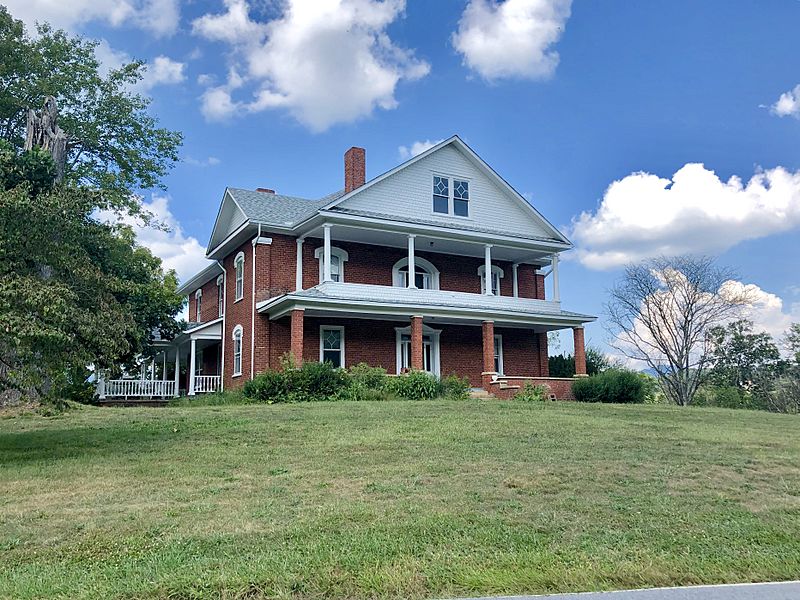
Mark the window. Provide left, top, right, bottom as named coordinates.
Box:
left=392, top=257, right=440, bottom=289
left=234, top=252, right=244, bottom=301
left=217, top=275, right=224, bottom=318
left=195, top=289, right=202, bottom=322
left=494, top=334, right=504, bottom=375
left=232, top=325, right=243, bottom=376
left=314, top=247, right=349, bottom=283
left=453, top=179, right=469, bottom=217
left=433, top=175, right=449, bottom=214
left=432, top=175, right=470, bottom=217
left=478, top=265, right=504, bottom=295
left=320, top=326, right=344, bottom=368
left=395, top=325, right=440, bottom=375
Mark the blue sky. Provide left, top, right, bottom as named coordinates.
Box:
left=7, top=0, right=800, bottom=355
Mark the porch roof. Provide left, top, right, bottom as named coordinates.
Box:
left=256, top=282, right=595, bottom=330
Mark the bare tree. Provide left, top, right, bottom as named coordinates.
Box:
left=606, top=256, right=752, bottom=406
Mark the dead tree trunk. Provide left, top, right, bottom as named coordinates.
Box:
left=24, top=96, right=67, bottom=182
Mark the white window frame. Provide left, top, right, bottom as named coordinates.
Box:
left=395, top=325, right=441, bottom=376
left=431, top=174, right=472, bottom=219
left=232, top=324, right=243, bottom=376
left=319, top=325, right=345, bottom=368
left=194, top=289, right=202, bottom=322
left=216, top=274, right=224, bottom=318
left=494, top=334, right=504, bottom=375
left=478, top=265, right=505, bottom=296
left=392, top=257, right=440, bottom=289
left=314, top=246, right=349, bottom=283
left=234, top=252, right=245, bottom=302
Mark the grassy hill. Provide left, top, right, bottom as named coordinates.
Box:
left=1, top=400, right=799, bottom=599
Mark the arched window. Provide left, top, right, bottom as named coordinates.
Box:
left=216, top=275, right=224, bottom=318
left=392, top=257, right=440, bottom=289
left=314, top=247, right=349, bottom=283
left=232, top=325, right=243, bottom=376
left=234, top=252, right=245, bottom=301
left=194, top=289, right=202, bottom=322
left=478, top=265, right=504, bottom=296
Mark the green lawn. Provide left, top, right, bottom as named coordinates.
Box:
left=1, top=401, right=799, bottom=599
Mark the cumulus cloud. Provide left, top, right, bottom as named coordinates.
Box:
left=97, top=195, right=208, bottom=284
left=4, top=0, right=180, bottom=37
left=182, top=156, right=221, bottom=167
left=398, top=139, right=444, bottom=160
left=452, top=0, right=571, bottom=81
left=191, top=0, right=429, bottom=131
left=138, top=55, right=187, bottom=90
left=770, top=84, right=800, bottom=119
left=725, top=281, right=800, bottom=340
left=571, top=163, right=800, bottom=270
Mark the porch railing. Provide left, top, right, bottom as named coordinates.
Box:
left=193, top=375, right=221, bottom=394
left=100, top=379, right=176, bottom=399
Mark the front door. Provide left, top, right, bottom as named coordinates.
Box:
left=399, top=333, right=437, bottom=374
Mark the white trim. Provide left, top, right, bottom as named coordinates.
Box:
left=176, top=262, right=225, bottom=296
left=315, top=246, right=349, bottom=283
left=392, top=256, right=440, bottom=289
left=551, top=253, right=560, bottom=302
left=194, top=289, right=202, bottom=322
left=217, top=262, right=225, bottom=391
left=234, top=252, right=245, bottom=301
left=216, top=275, right=224, bottom=318
left=296, top=238, right=304, bottom=291
left=231, top=324, right=243, bottom=377
left=512, top=264, right=519, bottom=298
left=431, top=173, right=472, bottom=219
left=319, top=325, right=345, bottom=368
left=494, top=334, right=504, bottom=375
left=395, top=324, right=441, bottom=376
left=478, top=264, right=505, bottom=296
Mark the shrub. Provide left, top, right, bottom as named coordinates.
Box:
left=572, top=370, right=646, bottom=404
left=244, top=361, right=349, bottom=403
left=440, top=374, right=470, bottom=401
left=243, top=370, right=289, bottom=403
left=389, top=370, right=439, bottom=400
left=348, top=363, right=388, bottom=389
left=514, top=382, right=549, bottom=402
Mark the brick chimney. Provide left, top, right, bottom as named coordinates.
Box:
left=344, top=146, right=365, bottom=193
left=256, top=187, right=275, bottom=194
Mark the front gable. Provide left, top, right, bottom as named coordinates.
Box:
left=207, top=189, right=248, bottom=253
left=327, top=137, right=569, bottom=244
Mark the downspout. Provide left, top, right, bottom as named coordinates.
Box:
left=251, top=224, right=261, bottom=379
left=217, top=259, right=226, bottom=391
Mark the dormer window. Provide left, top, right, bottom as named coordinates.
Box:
left=195, top=289, right=202, bottom=322
left=432, top=175, right=469, bottom=217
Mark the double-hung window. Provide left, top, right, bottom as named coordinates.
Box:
left=432, top=176, right=469, bottom=217
left=493, top=335, right=504, bottom=375
left=234, top=253, right=244, bottom=301
left=195, top=289, right=202, bottom=322
left=232, top=325, right=243, bottom=376
left=217, top=275, right=224, bottom=317
left=320, top=326, right=344, bottom=368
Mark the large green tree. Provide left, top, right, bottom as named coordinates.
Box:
left=0, top=6, right=182, bottom=215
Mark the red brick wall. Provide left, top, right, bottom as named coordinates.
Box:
left=222, top=240, right=253, bottom=389
left=491, top=377, right=575, bottom=400
left=187, top=276, right=223, bottom=323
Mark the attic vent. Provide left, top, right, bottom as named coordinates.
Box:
left=256, top=187, right=275, bottom=194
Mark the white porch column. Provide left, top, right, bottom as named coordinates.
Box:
left=295, top=237, right=304, bottom=291
left=484, top=244, right=493, bottom=295
left=551, top=253, right=560, bottom=302
left=173, top=347, right=180, bottom=397
left=512, top=264, right=519, bottom=298
left=97, top=371, right=106, bottom=400
left=323, top=224, right=332, bottom=282
left=407, top=234, right=417, bottom=288
left=150, top=358, right=155, bottom=382
left=162, top=353, right=166, bottom=380
left=188, top=338, right=197, bottom=396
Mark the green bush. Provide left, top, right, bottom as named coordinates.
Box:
left=389, top=370, right=440, bottom=400
left=348, top=363, right=388, bottom=389
left=244, top=361, right=349, bottom=403
left=243, top=370, right=289, bottom=403
left=514, top=382, right=549, bottom=402
left=440, top=374, right=470, bottom=401
left=572, top=370, right=646, bottom=404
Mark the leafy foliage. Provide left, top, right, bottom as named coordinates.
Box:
left=514, top=382, right=549, bottom=402
left=549, top=346, right=610, bottom=377
left=387, top=370, right=440, bottom=400
left=439, top=374, right=470, bottom=401
left=0, top=7, right=182, bottom=215
left=572, top=370, right=647, bottom=404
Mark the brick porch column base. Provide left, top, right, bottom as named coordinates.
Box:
left=290, top=308, right=304, bottom=367
left=481, top=320, right=496, bottom=389
left=410, top=315, right=423, bottom=370
left=573, top=326, right=587, bottom=377
left=537, top=331, right=549, bottom=377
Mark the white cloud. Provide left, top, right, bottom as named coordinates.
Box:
left=452, top=0, right=571, bottom=81
left=770, top=84, right=800, bottom=119
left=725, top=281, right=800, bottom=340
left=191, top=0, right=430, bottom=131
left=4, top=0, right=180, bottom=37
left=138, top=56, right=187, bottom=90
left=182, top=156, right=221, bottom=167
left=398, top=138, right=444, bottom=160
left=571, top=163, right=800, bottom=270
left=97, top=195, right=208, bottom=284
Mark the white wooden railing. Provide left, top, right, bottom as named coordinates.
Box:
left=99, top=379, right=176, bottom=399
left=192, top=375, right=221, bottom=394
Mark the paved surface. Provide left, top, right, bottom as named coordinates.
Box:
left=457, top=581, right=800, bottom=600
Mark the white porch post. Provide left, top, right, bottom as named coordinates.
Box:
left=484, top=244, right=493, bottom=295
left=173, top=347, right=180, bottom=397
left=512, top=263, right=519, bottom=298
left=162, top=353, right=166, bottom=380
left=295, top=237, right=304, bottom=291
left=551, top=253, right=560, bottom=302
left=323, top=224, right=332, bottom=282
left=150, top=358, right=155, bottom=382
left=407, top=234, right=417, bottom=288
left=188, top=338, right=197, bottom=396
left=97, top=371, right=106, bottom=400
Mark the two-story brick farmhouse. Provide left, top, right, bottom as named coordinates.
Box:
left=119, top=136, right=595, bottom=400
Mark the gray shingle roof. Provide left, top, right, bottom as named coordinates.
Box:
left=227, top=188, right=345, bottom=227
